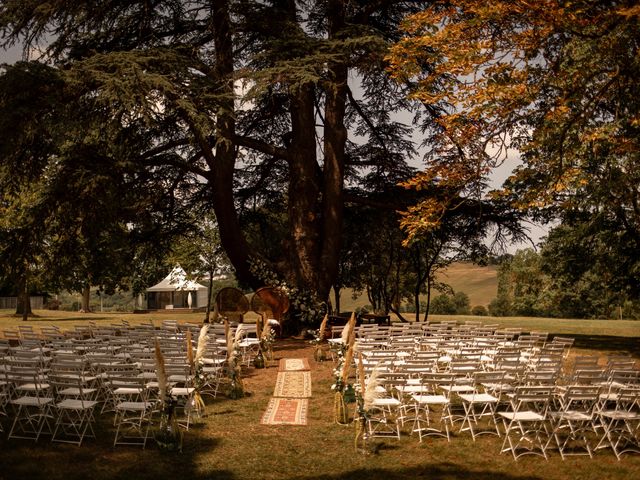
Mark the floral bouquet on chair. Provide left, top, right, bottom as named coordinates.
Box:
left=186, top=325, right=209, bottom=421
left=354, top=355, right=381, bottom=455
left=309, top=314, right=329, bottom=362
left=225, top=321, right=245, bottom=399
left=155, top=340, right=183, bottom=452
left=331, top=313, right=357, bottom=424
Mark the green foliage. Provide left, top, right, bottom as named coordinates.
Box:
left=0, top=0, right=439, bottom=305
left=471, top=305, right=488, bottom=316
left=491, top=238, right=640, bottom=319
left=429, top=291, right=470, bottom=315
left=0, top=60, right=196, bottom=304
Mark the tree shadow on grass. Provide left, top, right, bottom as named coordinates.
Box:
left=26, top=316, right=112, bottom=322
left=292, top=462, right=543, bottom=480
left=563, top=333, right=640, bottom=356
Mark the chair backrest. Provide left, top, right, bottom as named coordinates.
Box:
left=559, top=385, right=600, bottom=412
left=522, top=370, right=558, bottom=386
left=48, top=374, right=95, bottom=403
left=420, top=373, right=455, bottom=393
left=570, top=368, right=607, bottom=385
left=511, top=385, right=553, bottom=413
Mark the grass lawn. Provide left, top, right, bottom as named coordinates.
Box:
left=0, top=312, right=638, bottom=479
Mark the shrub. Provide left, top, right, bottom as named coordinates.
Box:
left=488, top=295, right=512, bottom=317
left=46, top=299, right=61, bottom=310
left=471, top=305, right=488, bottom=316
left=429, top=294, right=456, bottom=314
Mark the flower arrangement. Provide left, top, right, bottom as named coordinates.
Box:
left=186, top=325, right=209, bottom=419
left=154, top=339, right=182, bottom=451
left=309, top=314, right=329, bottom=362
left=331, top=313, right=357, bottom=424
left=257, top=315, right=276, bottom=365
left=224, top=320, right=245, bottom=399
left=355, top=354, right=381, bottom=454
left=248, top=257, right=325, bottom=325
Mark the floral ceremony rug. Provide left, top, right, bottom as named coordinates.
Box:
left=260, top=398, right=309, bottom=426
left=273, top=371, right=312, bottom=398
left=278, top=358, right=310, bottom=372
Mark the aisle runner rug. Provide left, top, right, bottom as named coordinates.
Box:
left=279, top=358, right=310, bottom=372
left=273, top=371, right=312, bottom=398
left=261, top=398, right=309, bottom=426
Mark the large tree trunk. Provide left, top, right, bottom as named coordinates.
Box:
left=424, top=279, right=432, bottom=323
left=80, top=284, right=91, bottom=312
left=205, top=0, right=348, bottom=305
left=333, top=285, right=341, bottom=314
left=317, top=0, right=348, bottom=302
left=208, top=0, right=260, bottom=290
left=287, top=82, right=321, bottom=293
left=15, top=275, right=32, bottom=321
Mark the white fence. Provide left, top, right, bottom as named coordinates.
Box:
left=0, top=296, right=45, bottom=310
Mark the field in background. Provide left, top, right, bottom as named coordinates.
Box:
left=436, top=262, right=498, bottom=307
left=339, top=262, right=498, bottom=312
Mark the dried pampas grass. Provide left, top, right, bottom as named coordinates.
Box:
left=233, top=324, right=245, bottom=350
left=341, top=312, right=356, bottom=345
left=341, top=342, right=355, bottom=385
left=195, top=324, right=209, bottom=365
left=363, top=365, right=382, bottom=411
left=256, top=315, right=264, bottom=339
left=318, top=314, right=328, bottom=341
left=155, top=339, right=168, bottom=402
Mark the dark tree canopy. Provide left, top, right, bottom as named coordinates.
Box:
left=1, top=1, right=531, bottom=327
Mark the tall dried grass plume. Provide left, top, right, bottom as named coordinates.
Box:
left=154, top=339, right=168, bottom=402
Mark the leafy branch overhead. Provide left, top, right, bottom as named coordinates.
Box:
left=388, top=0, right=640, bottom=245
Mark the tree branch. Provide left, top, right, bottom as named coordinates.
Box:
left=233, top=134, right=291, bottom=161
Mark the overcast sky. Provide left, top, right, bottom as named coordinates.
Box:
left=1, top=43, right=23, bottom=64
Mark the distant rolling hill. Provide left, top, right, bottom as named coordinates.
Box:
left=338, top=262, right=498, bottom=312
left=435, top=262, right=498, bottom=307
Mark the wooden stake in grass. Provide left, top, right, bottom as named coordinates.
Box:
left=186, top=329, right=194, bottom=371
left=224, top=319, right=232, bottom=355
left=357, top=353, right=366, bottom=401
left=256, top=314, right=264, bottom=340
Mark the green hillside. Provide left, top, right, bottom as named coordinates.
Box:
left=337, top=262, right=498, bottom=312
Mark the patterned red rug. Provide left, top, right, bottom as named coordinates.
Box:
left=273, top=371, right=312, bottom=398
left=261, top=398, right=309, bottom=425
left=278, top=358, right=311, bottom=372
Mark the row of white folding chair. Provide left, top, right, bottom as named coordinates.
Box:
left=500, top=384, right=640, bottom=461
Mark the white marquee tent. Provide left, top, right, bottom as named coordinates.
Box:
left=146, top=266, right=208, bottom=310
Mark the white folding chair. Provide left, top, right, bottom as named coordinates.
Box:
left=112, top=376, right=156, bottom=448
left=458, top=371, right=505, bottom=440
left=596, top=387, right=640, bottom=460
left=49, top=374, right=99, bottom=445
left=498, top=386, right=553, bottom=460
left=7, top=369, right=54, bottom=441
left=410, top=373, right=454, bottom=442
left=546, top=385, right=600, bottom=459
left=360, top=373, right=403, bottom=440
